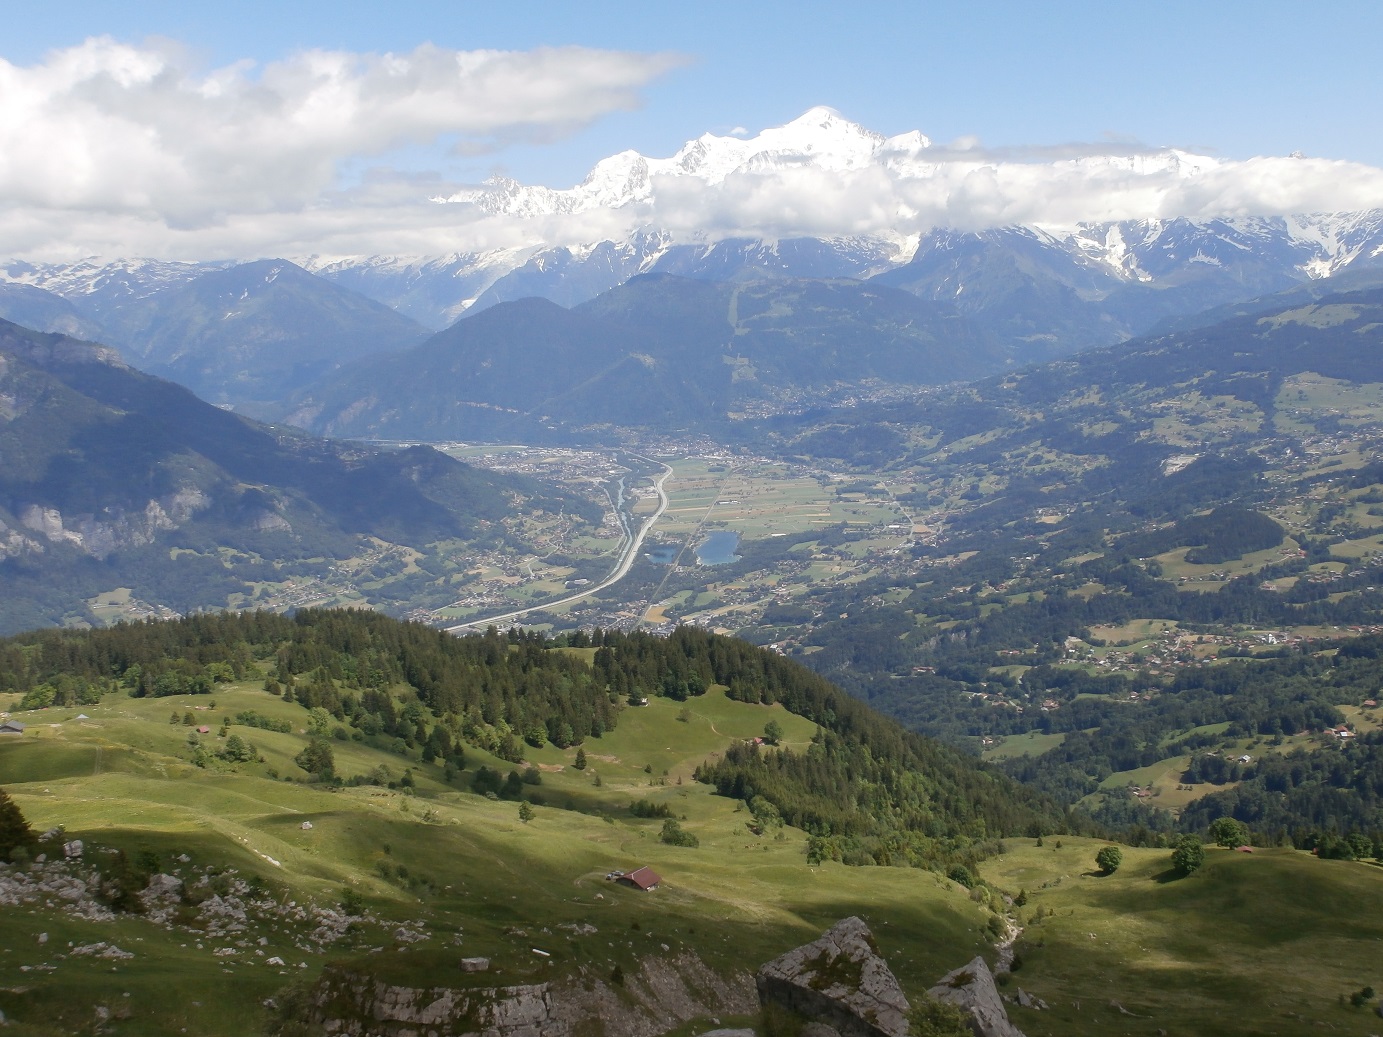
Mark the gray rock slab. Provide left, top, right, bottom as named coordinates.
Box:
left=756, top=916, right=909, bottom=1037
left=927, top=957, right=1026, bottom=1037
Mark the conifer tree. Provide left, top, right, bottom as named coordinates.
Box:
left=0, top=786, right=34, bottom=858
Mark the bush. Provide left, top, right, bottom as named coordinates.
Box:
left=907, top=997, right=974, bottom=1037
left=218, top=733, right=258, bottom=763
left=1095, top=845, right=1123, bottom=875
left=294, top=738, right=336, bottom=780
left=660, top=818, right=699, bottom=847
left=946, top=864, right=974, bottom=888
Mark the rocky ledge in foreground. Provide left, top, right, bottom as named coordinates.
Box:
left=755, top=916, right=910, bottom=1037
left=926, top=957, right=1026, bottom=1037
left=756, top=917, right=1027, bottom=1037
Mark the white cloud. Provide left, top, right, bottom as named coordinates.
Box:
left=1, top=44, right=1380, bottom=263
left=623, top=148, right=1383, bottom=244
left=0, top=37, right=680, bottom=251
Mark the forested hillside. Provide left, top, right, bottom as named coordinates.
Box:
left=0, top=609, right=1073, bottom=871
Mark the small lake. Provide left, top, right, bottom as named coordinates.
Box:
left=644, top=545, right=678, bottom=565
left=695, top=530, right=742, bottom=566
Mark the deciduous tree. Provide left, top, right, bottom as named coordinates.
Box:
left=1171, top=835, right=1205, bottom=876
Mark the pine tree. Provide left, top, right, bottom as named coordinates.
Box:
left=0, top=786, right=34, bottom=857
left=574, top=746, right=588, bottom=770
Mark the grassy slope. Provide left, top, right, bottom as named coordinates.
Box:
left=0, top=685, right=987, bottom=1037
left=1, top=684, right=1381, bottom=1037
left=983, top=839, right=1383, bottom=1037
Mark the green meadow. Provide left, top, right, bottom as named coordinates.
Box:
left=2, top=681, right=1381, bottom=1036
left=983, top=839, right=1383, bottom=1037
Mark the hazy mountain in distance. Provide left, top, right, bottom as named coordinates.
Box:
left=287, top=273, right=1008, bottom=442
left=0, top=318, right=585, bottom=632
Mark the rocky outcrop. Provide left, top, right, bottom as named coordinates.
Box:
left=926, top=957, right=1026, bottom=1037
left=312, top=977, right=553, bottom=1037
left=15, top=488, right=211, bottom=559
left=755, top=917, right=909, bottom=1037
left=302, top=951, right=756, bottom=1037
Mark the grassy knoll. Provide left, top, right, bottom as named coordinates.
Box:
left=983, top=838, right=1383, bottom=1037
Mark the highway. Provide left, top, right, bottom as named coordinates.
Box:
left=444, top=456, right=672, bottom=632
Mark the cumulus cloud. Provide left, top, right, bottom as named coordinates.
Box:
left=0, top=37, right=680, bottom=249
left=634, top=150, right=1383, bottom=244
left=1, top=43, right=1380, bottom=262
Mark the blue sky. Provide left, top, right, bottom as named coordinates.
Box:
left=8, top=0, right=1383, bottom=186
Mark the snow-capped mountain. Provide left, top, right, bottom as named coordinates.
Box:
left=0, top=258, right=219, bottom=323
left=4, top=110, right=1382, bottom=347
left=1059, top=211, right=1383, bottom=284
left=437, top=107, right=933, bottom=218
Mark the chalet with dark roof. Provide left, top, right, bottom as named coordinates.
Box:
left=616, top=866, right=661, bottom=891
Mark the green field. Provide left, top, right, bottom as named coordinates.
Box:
left=650, top=459, right=846, bottom=539
left=3, top=680, right=1382, bottom=1037
left=983, top=839, right=1383, bottom=1037
left=980, top=731, right=1068, bottom=761
left=0, top=685, right=985, bottom=1036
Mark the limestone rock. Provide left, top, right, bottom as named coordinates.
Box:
left=926, top=957, right=1026, bottom=1037
left=1014, top=988, right=1047, bottom=1012
left=300, top=951, right=755, bottom=1037
left=756, top=916, right=909, bottom=1037
left=139, top=873, right=184, bottom=923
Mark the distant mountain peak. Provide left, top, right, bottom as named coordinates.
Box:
left=439, top=108, right=929, bottom=217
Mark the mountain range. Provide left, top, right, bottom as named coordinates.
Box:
left=4, top=109, right=1381, bottom=363
left=4, top=214, right=1382, bottom=430
left=285, top=273, right=1010, bottom=441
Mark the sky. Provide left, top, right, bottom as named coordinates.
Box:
left=3, top=0, right=1382, bottom=261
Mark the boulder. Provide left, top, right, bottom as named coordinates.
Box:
left=926, top=957, right=1026, bottom=1037
left=756, top=916, right=909, bottom=1037
left=1014, top=988, right=1047, bottom=1012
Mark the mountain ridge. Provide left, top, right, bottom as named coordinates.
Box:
left=0, top=318, right=593, bottom=632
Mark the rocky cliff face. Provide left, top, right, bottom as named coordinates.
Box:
left=287, top=918, right=1033, bottom=1037
left=300, top=951, right=756, bottom=1037
left=13, top=488, right=212, bottom=560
